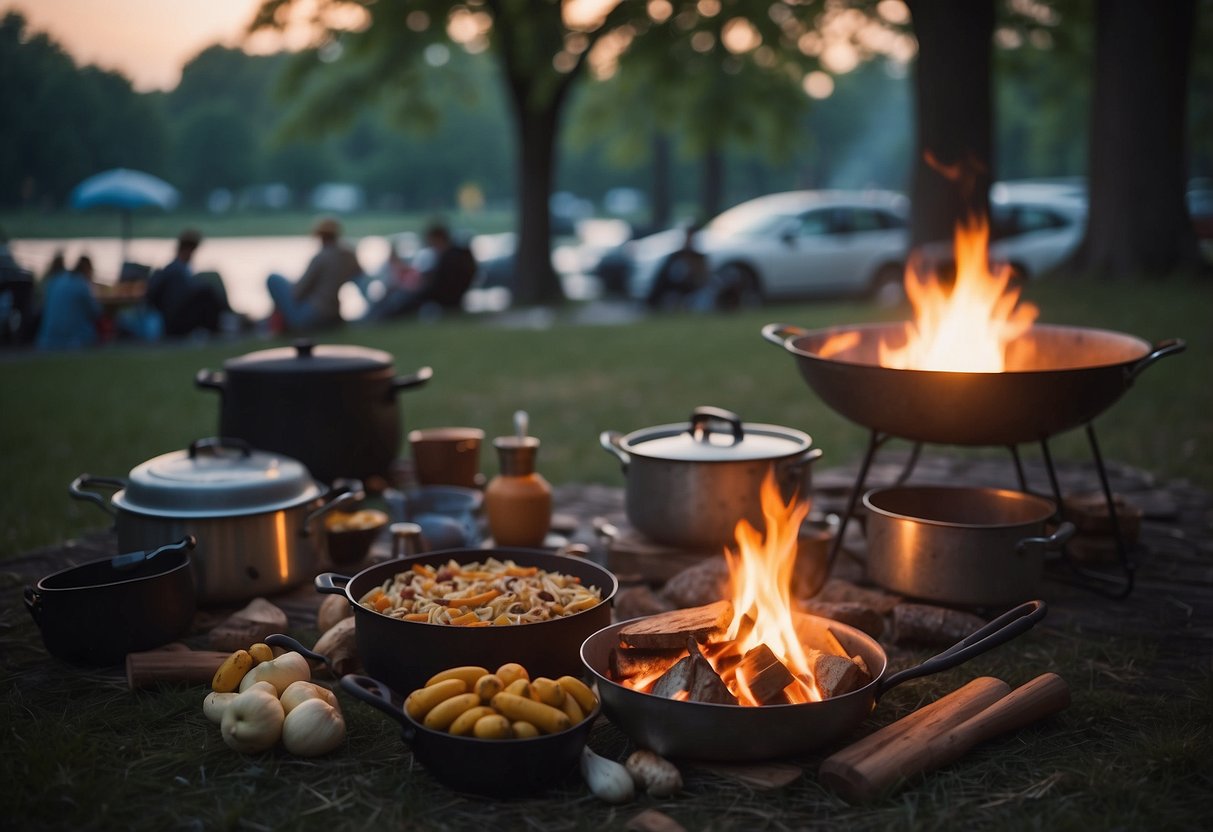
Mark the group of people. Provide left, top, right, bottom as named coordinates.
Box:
left=17, top=216, right=478, bottom=350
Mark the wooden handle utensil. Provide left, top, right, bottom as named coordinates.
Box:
left=820, top=672, right=1070, bottom=802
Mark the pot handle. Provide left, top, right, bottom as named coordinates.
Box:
left=391, top=366, right=434, bottom=395
left=875, top=600, right=1047, bottom=699
left=690, top=406, right=744, bottom=445
left=1017, top=521, right=1076, bottom=555
left=1125, top=338, right=1185, bottom=384
left=315, top=572, right=353, bottom=595
left=761, top=322, right=810, bottom=347
left=68, top=474, right=125, bottom=518
left=188, top=436, right=252, bottom=459
left=600, top=430, right=630, bottom=471
left=300, top=479, right=366, bottom=537
left=264, top=633, right=336, bottom=674
left=23, top=586, right=41, bottom=623
left=340, top=674, right=414, bottom=738
left=194, top=368, right=226, bottom=392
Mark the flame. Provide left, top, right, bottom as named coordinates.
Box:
left=881, top=216, right=1038, bottom=372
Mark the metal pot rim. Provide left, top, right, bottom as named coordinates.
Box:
left=619, top=420, right=813, bottom=463
left=863, top=485, right=1057, bottom=530
left=33, top=548, right=192, bottom=593
left=223, top=340, right=394, bottom=375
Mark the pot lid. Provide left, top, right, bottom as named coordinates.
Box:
left=622, top=407, right=812, bottom=462
left=223, top=340, right=393, bottom=374
left=114, top=437, right=322, bottom=517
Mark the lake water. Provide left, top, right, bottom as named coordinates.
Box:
left=10, top=225, right=623, bottom=321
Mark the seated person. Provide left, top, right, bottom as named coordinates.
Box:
left=267, top=217, right=363, bottom=332
left=36, top=255, right=101, bottom=349
left=365, top=223, right=477, bottom=321
left=647, top=224, right=709, bottom=310
left=146, top=229, right=234, bottom=337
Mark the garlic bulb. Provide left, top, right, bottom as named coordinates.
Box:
left=281, top=698, right=346, bottom=757
left=580, top=747, right=635, bottom=804
left=220, top=687, right=284, bottom=753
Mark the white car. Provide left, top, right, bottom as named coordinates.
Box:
left=986, top=181, right=1087, bottom=279
left=625, top=190, right=910, bottom=306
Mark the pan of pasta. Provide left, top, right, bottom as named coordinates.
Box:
left=316, top=547, right=618, bottom=695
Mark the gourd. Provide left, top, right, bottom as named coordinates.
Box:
left=220, top=687, right=284, bottom=753
left=281, top=698, right=346, bottom=757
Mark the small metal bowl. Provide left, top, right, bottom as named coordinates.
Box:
left=323, top=509, right=389, bottom=566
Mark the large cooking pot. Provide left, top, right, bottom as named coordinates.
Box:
left=315, top=548, right=618, bottom=695
left=25, top=537, right=197, bottom=665
left=762, top=322, right=1185, bottom=446
left=69, top=437, right=360, bottom=604
left=863, top=485, right=1075, bottom=607
left=600, top=406, right=823, bottom=549
left=195, top=340, right=432, bottom=484
left=581, top=600, right=1046, bottom=761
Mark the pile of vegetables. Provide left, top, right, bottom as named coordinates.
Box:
left=405, top=662, right=597, bottom=740
left=204, top=643, right=346, bottom=757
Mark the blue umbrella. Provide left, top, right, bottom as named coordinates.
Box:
left=70, top=168, right=180, bottom=263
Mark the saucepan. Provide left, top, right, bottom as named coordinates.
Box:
left=580, top=599, right=1046, bottom=761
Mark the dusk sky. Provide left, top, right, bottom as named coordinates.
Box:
left=1, top=0, right=271, bottom=91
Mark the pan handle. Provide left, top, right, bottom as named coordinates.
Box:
left=391, top=365, right=433, bottom=395
left=1125, top=338, right=1185, bottom=384
left=314, top=572, right=353, bottom=595
left=761, top=322, right=809, bottom=347
left=68, top=474, right=125, bottom=518
left=264, top=633, right=337, bottom=674
left=599, top=430, right=630, bottom=471
left=1017, top=521, right=1076, bottom=555
left=875, top=600, right=1047, bottom=699
left=340, top=674, right=414, bottom=739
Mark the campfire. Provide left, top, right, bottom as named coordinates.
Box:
left=609, top=473, right=870, bottom=706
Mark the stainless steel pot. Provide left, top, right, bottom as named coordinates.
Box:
left=863, top=485, right=1075, bottom=607
left=600, top=407, right=822, bottom=549
left=581, top=600, right=1046, bottom=761
left=196, top=340, right=432, bottom=484
left=69, top=437, right=360, bottom=605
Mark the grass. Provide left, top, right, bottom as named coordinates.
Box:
left=2, top=275, right=1210, bottom=558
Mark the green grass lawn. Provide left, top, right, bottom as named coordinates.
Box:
left=2, top=276, right=1209, bottom=558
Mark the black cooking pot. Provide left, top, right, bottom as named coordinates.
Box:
left=316, top=548, right=618, bottom=695
left=25, top=537, right=197, bottom=665
left=195, top=340, right=432, bottom=484
left=340, top=674, right=597, bottom=797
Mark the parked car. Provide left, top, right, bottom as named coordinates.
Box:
left=985, top=181, right=1087, bottom=279
left=620, top=190, right=910, bottom=308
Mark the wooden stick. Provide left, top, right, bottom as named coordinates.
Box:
left=820, top=674, right=1070, bottom=802
left=819, top=676, right=1010, bottom=797
left=126, top=649, right=230, bottom=689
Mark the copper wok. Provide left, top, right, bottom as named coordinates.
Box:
left=762, top=322, right=1184, bottom=446
left=580, top=600, right=1045, bottom=761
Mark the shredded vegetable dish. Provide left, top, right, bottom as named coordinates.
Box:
left=359, top=558, right=602, bottom=626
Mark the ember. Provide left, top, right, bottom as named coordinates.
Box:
left=612, top=472, right=869, bottom=705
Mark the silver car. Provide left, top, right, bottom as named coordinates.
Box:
left=987, top=181, right=1087, bottom=279
left=625, top=190, right=910, bottom=307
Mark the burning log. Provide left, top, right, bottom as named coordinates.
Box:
left=892, top=603, right=987, bottom=647
left=618, top=601, right=733, bottom=650
left=610, top=646, right=686, bottom=680
left=807, top=648, right=869, bottom=698
left=651, top=638, right=737, bottom=705
left=736, top=644, right=794, bottom=705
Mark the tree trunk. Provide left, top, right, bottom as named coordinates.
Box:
left=906, top=0, right=995, bottom=248
left=1066, top=0, right=1204, bottom=278
left=510, top=106, right=565, bottom=305
left=701, top=143, right=725, bottom=221
left=650, top=131, right=673, bottom=233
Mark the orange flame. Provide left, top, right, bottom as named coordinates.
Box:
left=723, top=470, right=819, bottom=704
left=881, top=215, right=1038, bottom=372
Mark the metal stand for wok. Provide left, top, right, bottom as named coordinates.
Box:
left=827, top=423, right=1137, bottom=600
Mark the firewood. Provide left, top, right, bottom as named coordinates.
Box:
left=821, top=627, right=849, bottom=659
left=312, top=616, right=360, bottom=676
left=610, top=646, right=685, bottom=680
left=618, top=600, right=733, bottom=650
left=892, top=603, right=987, bottom=647
left=651, top=655, right=694, bottom=699
left=614, top=585, right=676, bottom=622
left=660, top=556, right=729, bottom=608
left=316, top=594, right=352, bottom=634
left=126, top=649, right=230, bottom=689
left=807, top=648, right=868, bottom=698
left=686, top=638, right=737, bottom=705
left=737, top=644, right=794, bottom=705
left=814, top=579, right=901, bottom=614
left=800, top=600, right=885, bottom=638
left=207, top=597, right=288, bottom=652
